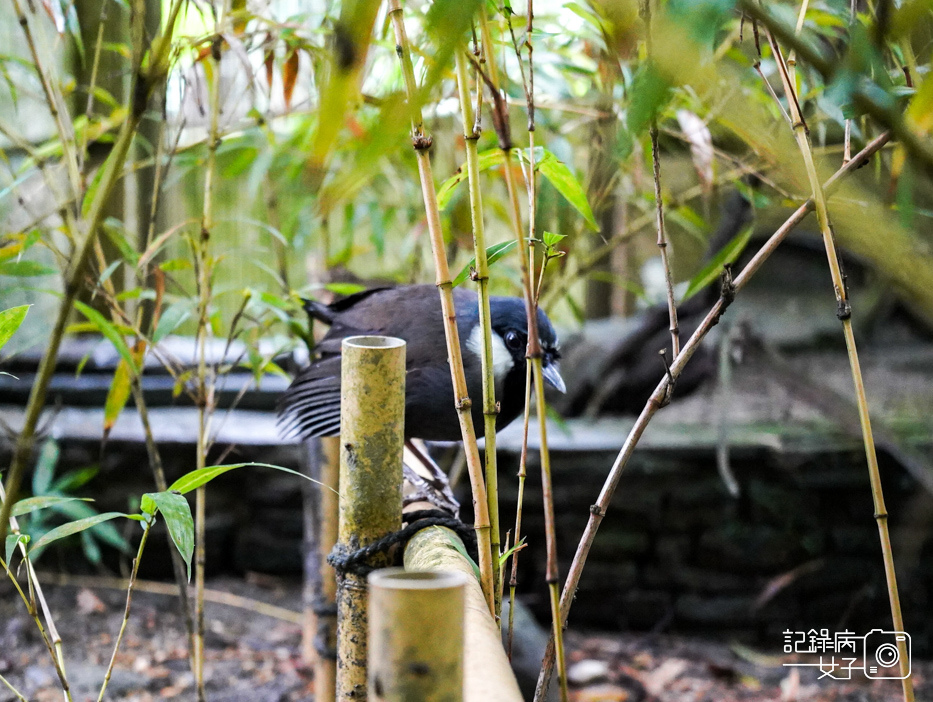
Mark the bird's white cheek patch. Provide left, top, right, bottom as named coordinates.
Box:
left=467, top=325, right=513, bottom=382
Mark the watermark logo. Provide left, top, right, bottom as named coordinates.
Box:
left=782, top=629, right=911, bottom=680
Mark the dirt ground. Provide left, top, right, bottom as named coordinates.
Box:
left=0, top=574, right=928, bottom=702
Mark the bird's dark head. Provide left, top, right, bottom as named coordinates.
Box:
left=470, top=296, right=565, bottom=393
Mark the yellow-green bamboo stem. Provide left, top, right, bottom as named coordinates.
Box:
left=477, top=11, right=568, bottom=700
left=192, top=9, right=227, bottom=698
left=404, top=527, right=523, bottom=702
left=336, top=336, right=406, bottom=700
left=368, top=569, right=467, bottom=702
left=387, top=0, right=495, bottom=615
left=766, top=30, right=913, bottom=701
left=532, top=360, right=568, bottom=702
left=454, top=50, right=502, bottom=619
left=506, top=362, right=532, bottom=659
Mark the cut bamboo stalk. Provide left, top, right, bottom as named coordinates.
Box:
left=368, top=569, right=467, bottom=702
left=404, top=527, right=524, bottom=702
left=336, top=336, right=406, bottom=700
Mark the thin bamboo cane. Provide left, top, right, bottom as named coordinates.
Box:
left=387, top=0, right=496, bottom=614
left=476, top=9, right=568, bottom=700
left=454, top=50, right=502, bottom=619
left=534, top=132, right=892, bottom=700
left=335, top=336, right=406, bottom=700
left=765, top=27, right=913, bottom=701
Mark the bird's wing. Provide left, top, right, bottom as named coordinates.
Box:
left=277, top=356, right=343, bottom=438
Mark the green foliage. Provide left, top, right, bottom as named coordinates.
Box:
left=0, top=305, right=28, bottom=350
left=141, top=491, right=194, bottom=580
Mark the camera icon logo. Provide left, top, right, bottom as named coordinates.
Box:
left=863, top=630, right=911, bottom=679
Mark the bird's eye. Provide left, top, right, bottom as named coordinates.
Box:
left=504, top=331, right=523, bottom=351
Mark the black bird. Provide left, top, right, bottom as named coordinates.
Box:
left=278, top=284, right=565, bottom=441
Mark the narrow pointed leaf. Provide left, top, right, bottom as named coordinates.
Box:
left=0, top=305, right=29, bottom=350
left=30, top=512, right=129, bottom=553
left=144, top=491, right=194, bottom=580
left=452, top=240, right=518, bottom=287
left=5, top=534, right=28, bottom=565
left=682, top=226, right=754, bottom=302
left=537, top=151, right=598, bottom=231
left=168, top=462, right=328, bottom=495
left=73, top=300, right=138, bottom=373
left=11, top=496, right=92, bottom=517
left=437, top=149, right=506, bottom=210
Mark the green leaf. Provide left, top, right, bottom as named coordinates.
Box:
left=152, top=303, right=192, bottom=343
left=627, top=64, right=672, bottom=137
left=143, top=491, right=194, bottom=580
left=537, top=152, right=598, bottom=231
left=0, top=260, right=57, bottom=277
left=324, top=282, right=367, bottom=296
left=443, top=528, right=480, bottom=581
left=73, top=300, right=138, bottom=373
left=30, top=512, right=130, bottom=553
left=542, top=231, right=566, bottom=248
left=169, top=462, right=329, bottom=495
left=437, top=149, right=506, bottom=210
left=682, top=225, right=753, bottom=302
left=0, top=305, right=29, bottom=350
left=11, top=496, right=92, bottom=518
left=452, top=240, right=518, bottom=287
left=5, top=534, right=28, bottom=565
left=498, top=536, right=526, bottom=568
left=32, top=439, right=60, bottom=495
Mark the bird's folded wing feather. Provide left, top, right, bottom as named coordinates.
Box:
left=277, top=356, right=343, bottom=438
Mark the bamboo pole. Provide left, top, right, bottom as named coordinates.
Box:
left=368, top=569, right=467, bottom=702
left=336, top=336, right=406, bottom=700
left=404, top=528, right=524, bottom=702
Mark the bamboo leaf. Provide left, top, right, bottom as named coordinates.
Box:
left=143, top=491, right=194, bottom=580
left=103, top=357, right=134, bottom=437
left=537, top=151, right=599, bottom=231
left=437, top=149, right=506, bottom=210
left=452, top=240, right=518, bottom=287
left=0, top=260, right=56, bottom=277
left=73, top=301, right=138, bottom=373
left=5, top=534, right=28, bottom=565
left=11, top=496, right=92, bottom=518
left=168, top=462, right=329, bottom=495
left=30, top=512, right=130, bottom=553
left=0, top=305, right=29, bottom=350
left=682, top=225, right=753, bottom=302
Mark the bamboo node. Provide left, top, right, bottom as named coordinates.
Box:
left=836, top=299, right=852, bottom=320
left=412, top=133, right=433, bottom=151
left=589, top=504, right=604, bottom=517
left=457, top=397, right=472, bottom=410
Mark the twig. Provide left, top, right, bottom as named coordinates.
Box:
left=97, top=523, right=151, bottom=702
left=388, top=0, right=495, bottom=613
left=642, top=0, right=679, bottom=358
left=34, top=571, right=305, bottom=624
left=534, top=132, right=892, bottom=699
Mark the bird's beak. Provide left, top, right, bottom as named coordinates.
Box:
left=541, top=362, right=566, bottom=394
